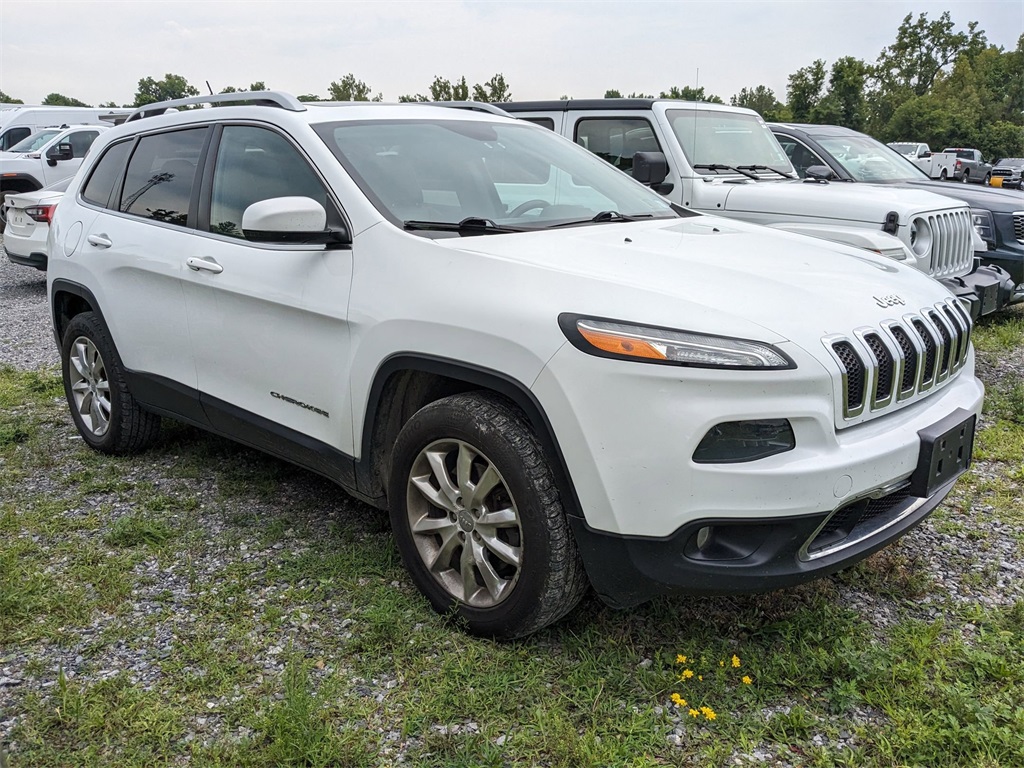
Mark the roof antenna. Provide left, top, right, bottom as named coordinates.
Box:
left=206, top=80, right=214, bottom=95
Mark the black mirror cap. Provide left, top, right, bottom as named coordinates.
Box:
left=243, top=225, right=352, bottom=248
left=632, top=151, right=669, bottom=185
left=46, top=143, right=73, bottom=162
left=804, top=165, right=835, bottom=181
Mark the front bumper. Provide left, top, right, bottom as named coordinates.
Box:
left=941, top=260, right=1017, bottom=318
left=571, top=476, right=957, bottom=607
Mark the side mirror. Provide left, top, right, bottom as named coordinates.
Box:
left=632, top=151, right=669, bottom=186
left=242, top=196, right=351, bottom=247
left=920, top=150, right=931, bottom=158
left=46, top=142, right=73, bottom=166
left=804, top=165, right=835, bottom=182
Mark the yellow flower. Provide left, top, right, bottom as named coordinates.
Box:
left=670, top=693, right=687, bottom=707
left=698, top=675, right=703, bottom=681
left=703, top=708, right=717, bottom=721
left=719, top=660, right=725, bottom=667
left=742, top=675, right=752, bottom=685
left=676, top=654, right=687, bottom=664
left=688, top=708, right=700, bottom=718
left=681, top=669, right=694, bottom=679
left=731, top=655, right=741, bottom=668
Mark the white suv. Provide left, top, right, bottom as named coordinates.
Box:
left=47, top=92, right=983, bottom=638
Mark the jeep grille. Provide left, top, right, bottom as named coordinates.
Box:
left=927, top=209, right=974, bottom=279
left=824, top=298, right=971, bottom=425
left=1013, top=213, right=1024, bottom=245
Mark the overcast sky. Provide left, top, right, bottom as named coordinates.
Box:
left=1, top=0, right=1021, bottom=107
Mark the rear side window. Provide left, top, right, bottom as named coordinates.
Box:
left=522, top=117, right=555, bottom=131
left=574, top=118, right=662, bottom=175
left=82, top=140, right=132, bottom=207
left=120, top=128, right=207, bottom=226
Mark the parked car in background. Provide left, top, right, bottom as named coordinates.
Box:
left=990, top=158, right=1024, bottom=189
left=943, top=148, right=993, bottom=185
left=888, top=142, right=956, bottom=180
left=500, top=99, right=1004, bottom=319
left=2, top=176, right=70, bottom=269
left=0, top=124, right=109, bottom=232
left=0, top=105, right=127, bottom=151
left=47, top=91, right=983, bottom=637
left=771, top=123, right=1023, bottom=309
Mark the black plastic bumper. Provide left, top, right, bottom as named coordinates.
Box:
left=940, top=260, right=1017, bottom=319
left=569, top=478, right=956, bottom=609
left=4, top=247, right=47, bottom=270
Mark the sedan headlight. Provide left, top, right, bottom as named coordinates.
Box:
left=909, top=217, right=932, bottom=258
left=971, top=208, right=994, bottom=243
left=559, top=315, right=795, bottom=369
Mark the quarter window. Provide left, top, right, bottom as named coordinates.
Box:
left=81, top=140, right=132, bottom=208
left=573, top=118, right=662, bottom=175
left=208, top=125, right=332, bottom=239
left=120, top=129, right=207, bottom=226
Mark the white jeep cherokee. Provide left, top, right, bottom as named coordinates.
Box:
left=47, top=92, right=982, bottom=638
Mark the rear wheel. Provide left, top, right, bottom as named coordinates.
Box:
left=961, top=170, right=970, bottom=183
left=61, top=312, right=160, bottom=454
left=939, top=169, right=948, bottom=181
left=389, top=392, right=588, bottom=638
left=984, top=172, right=991, bottom=185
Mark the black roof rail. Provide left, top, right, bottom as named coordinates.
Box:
left=126, top=91, right=307, bottom=123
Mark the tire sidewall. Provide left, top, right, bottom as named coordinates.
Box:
left=389, top=396, right=560, bottom=637
left=61, top=313, right=123, bottom=452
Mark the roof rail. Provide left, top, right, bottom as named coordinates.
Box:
left=425, top=101, right=511, bottom=117
left=126, top=91, right=307, bottom=123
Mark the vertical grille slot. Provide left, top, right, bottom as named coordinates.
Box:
left=832, top=341, right=865, bottom=416
left=928, top=310, right=953, bottom=376
left=1013, top=214, right=1024, bottom=245
left=942, top=305, right=965, bottom=370
left=863, top=333, right=894, bottom=403
left=889, top=325, right=918, bottom=395
left=912, top=319, right=937, bottom=385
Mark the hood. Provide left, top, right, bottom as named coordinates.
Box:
left=893, top=180, right=1024, bottom=211
left=433, top=215, right=956, bottom=352
left=696, top=177, right=967, bottom=224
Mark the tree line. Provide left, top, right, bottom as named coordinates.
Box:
left=2, top=12, right=1020, bottom=158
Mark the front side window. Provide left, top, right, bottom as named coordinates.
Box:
left=208, top=125, right=332, bottom=239
left=67, top=130, right=101, bottom=158
left=81, top=140, right=132, bottom=207
left=774, top=135, right=827, bottom=178
left=314, top=119, right=677, bottom=231
left=120, top=128, right=207, bottom=226
left=667, top=109, right=792, bottom=176
left=574, top=118, right=662, bottom=175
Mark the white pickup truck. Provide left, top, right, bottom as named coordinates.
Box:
left=500, top=99, right=1007, bottom=319
left=888, top=143, right=957, bottom=181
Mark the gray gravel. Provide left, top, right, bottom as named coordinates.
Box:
left=1, top=241, right=1021, bottom=764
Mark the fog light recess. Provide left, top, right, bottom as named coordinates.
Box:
left=692, top=419, right=795, bottom=464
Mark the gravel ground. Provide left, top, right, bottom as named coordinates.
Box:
left=1, top=239, right=1022, bottom=764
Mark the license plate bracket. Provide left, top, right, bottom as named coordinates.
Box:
left=909, top=408, right=975, bottom=498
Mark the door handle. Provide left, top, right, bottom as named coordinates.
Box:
left=186, top=257, right=224, bottom=274
left=87, top=234, right=112, bottom=248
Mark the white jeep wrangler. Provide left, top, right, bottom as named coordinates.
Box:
left=500, top=99, right=1008, bottom=319
left=48, top=92, right=982, bottom=637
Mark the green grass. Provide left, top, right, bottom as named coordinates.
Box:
left=2, top=319, right=1023, bottom=767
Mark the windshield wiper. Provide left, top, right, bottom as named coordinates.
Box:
left=403, top=217, right=523, bottom=235
left=737, top=164, right=796, bottom=179
left=547, top=211, right=658, bottom=228
left=693, top=163, right=759, bottom=180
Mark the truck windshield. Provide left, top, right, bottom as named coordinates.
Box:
left=667, top=109, right=793, bottom=177
left=888, top=143, right=918, bottom=155
left=817, top=135, right=929, bottom=182
left=7, top=130, right=62, bottom=153
left=314, top=118, right=678, bottom=231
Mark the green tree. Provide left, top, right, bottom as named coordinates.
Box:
left=427, top=76, right=470, bottom=101
left=134, top=74, right=200, bottom=107
left=730, top=85, right=784, bottom=121
left=296, top=94, right=322, bottom=102
left=41, top=93, right=91, bottom=107
left=398, top=93, right=430, bottom=102
left=472, top=74, right=511, bottom=103
left=604, top=89, right=623, bottom=98
left=786, top=60, right=826, bottom=122
left=0, top=90, right=23, bottom=104
left=659, top=86, right=723, bottom=103
left=98, top=101, right=121, bottom=109
left=327, top=74, right=382, bottom=102
left=809, top=57, right=869, bottom=129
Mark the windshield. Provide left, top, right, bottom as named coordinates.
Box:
left=667, top=109, right=793, bottom=177
left=996, top=158, right=1024, bottom=166
left=888, top=143, right=918, bottom=154
left=817, top=135, right=929, bottom=182
left=313, top=118, right=678, bottom=231
left=7, top=130, right=61, bottom=153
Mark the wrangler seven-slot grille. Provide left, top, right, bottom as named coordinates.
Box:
left=925, top=209, right=975, bottom=279
left=824, top=298, right=972, bottom=423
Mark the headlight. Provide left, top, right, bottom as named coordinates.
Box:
left=909, top=217, right=932, bottom=258
left=559, top=315, right=795, bottom=369
left=971, top=208, right=994, bottom=242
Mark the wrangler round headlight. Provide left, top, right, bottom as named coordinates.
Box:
left=909, top=217, right=932, bottom=257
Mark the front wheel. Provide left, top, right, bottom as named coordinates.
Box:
left=388, top=393, right=587, bottom=638
left=61, top=312, right=161, bottom=454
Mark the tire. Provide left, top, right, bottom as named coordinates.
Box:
left=939, top=170, right=948, bottom=181
left=961, top=171, right=970, bottom=183
left=388, top=392, right=588, bottom=638
left=61, top=312, right=160, bottom=454
left=984, top=173, right=991, bottom=185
